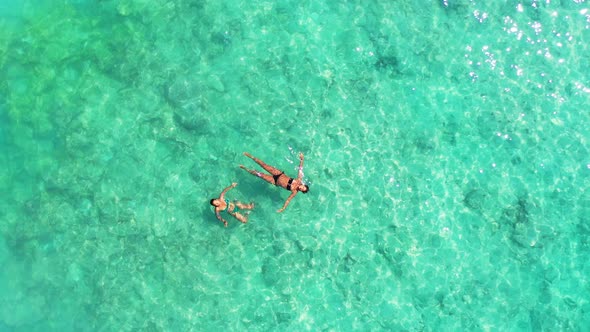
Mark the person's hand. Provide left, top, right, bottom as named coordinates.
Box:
left=299, top=152, right=304, bottom=160
left=232, top=182, right=238, bottom=187
left=277, top=208, right=284, bottom=213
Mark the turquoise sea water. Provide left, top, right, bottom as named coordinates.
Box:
left=1, top=0, right=589, bottom=330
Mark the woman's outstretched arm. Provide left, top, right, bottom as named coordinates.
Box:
left=297, top=152, right=304, bottom=180
left=220, top=182, right=237, bottom=200
left=277, top=191, right=297, bottom=213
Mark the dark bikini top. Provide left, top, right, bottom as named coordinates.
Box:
left=273, top=172, right=295, bottom=190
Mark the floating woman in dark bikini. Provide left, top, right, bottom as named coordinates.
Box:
left=210, top=183, right=255, bottom=227
left=240, top=152, right=309, bottom=213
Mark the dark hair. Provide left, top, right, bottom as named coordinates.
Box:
left=302, top=185, right=309, bottom=194
left=210, top=199, right=216, bottom=206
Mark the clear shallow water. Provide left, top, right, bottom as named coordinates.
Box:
left=1, top=0, right=589, bottom=331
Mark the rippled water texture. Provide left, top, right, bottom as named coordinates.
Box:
left=1, top=1, right=589, bottom=331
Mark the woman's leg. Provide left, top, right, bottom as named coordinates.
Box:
left=244, top=152, right=283, bottom=175
left=239, top=165, right=275, bottom=185
left=232, top=212, right=249, bottom=223
left=236, top=201, right=255, bottom=210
